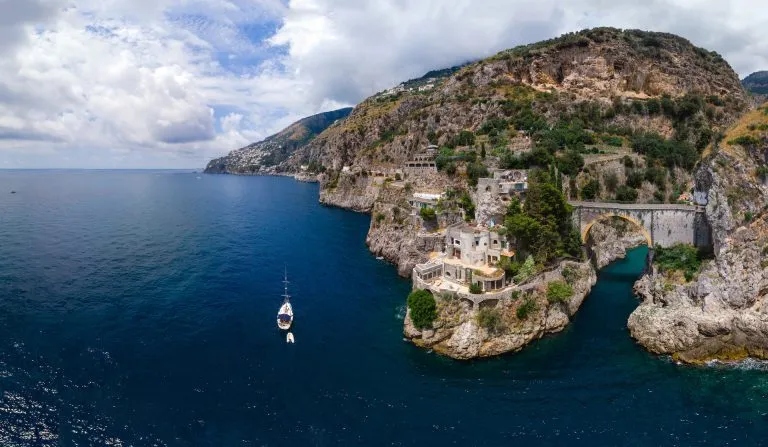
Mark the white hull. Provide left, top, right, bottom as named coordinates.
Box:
left=277, top=301, right=293, bottom=330
left=286, top=332, right=295, bottom=343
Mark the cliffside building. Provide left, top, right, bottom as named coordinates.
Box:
left=404, top=145, right=439, bottom=175
left=477, top=169, right=528, bottom=199
left=413, top=223, right=514, bottom=293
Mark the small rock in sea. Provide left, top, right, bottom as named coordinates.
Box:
left=10, top=191, right=16, bottom=194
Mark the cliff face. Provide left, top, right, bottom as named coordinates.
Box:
left=628, top=104, right=768, bottom=363
left=287, top=28, right=747, bottom=278
left=204, top=108, right=352, bottom=175
left=588, top=217, right=648, bottom=269
left=403, top=261, right=596, bottom=359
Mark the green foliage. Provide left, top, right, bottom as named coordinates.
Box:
left=499, top=147, right=553, bottom=169
left=646, top=98, right=661, bottom=115
left=644, top=166, right=668, bottom=191
left=654, top=244, right=706, bottom=282
left=407, top=289, right=437, bottom=329
left=459, top=192, right=476, bottom=221
left=756, top=166, right=768, bottom=179
left=505, top=171, right=579, bottom=263
left=419, top=207, right=436, bottom=220
left=477, top=307, right=504, bottom=333
left=626, top=170, right=643, bottom=189
left=452, top=130, right=476, bottom=147
left=615, top=185, right=638, bottom=203
left=728, top=135, right=761, bottom=147
left=467, top=162, right=490, bottom=187
left=478, top=118, right=509, bottom=135
left=513, top=255, right=537, bottom=284
left=623, top=155, right=634, bottom=169
left=375, top=213, right=385, bottom=223
left=604, top=172, right=619, bottom=193
left=601, top=135, right=624, bottom=147
left=631, top=132, right=698, bottom=171
left=516, top=297, right=537, bottom=320
left=581, top=179, right=600, bottom=200
left=745, top=212, right=754, bottom=223
left=555, top=150, right=585, bottom=176
left=561, top=265, right=581, bottom=284
left=469, top=283, right=483, bottom=294
left=546, top=281, right=574, bottom=304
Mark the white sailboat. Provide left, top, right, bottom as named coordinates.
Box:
left=276, top=269, right=293, bottom=330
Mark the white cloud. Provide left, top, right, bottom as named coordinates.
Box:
left=0, top=0, right=766, bottom=168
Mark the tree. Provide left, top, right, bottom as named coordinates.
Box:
left=407, top=289, right=437, bottom=329
left=556, top=150, right=585, bottom=176
left=581, top=179, right=600, bottom=200
left=469, top=283, right=483, bottom=294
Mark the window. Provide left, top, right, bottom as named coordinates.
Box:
left=493, top=240, right=498, bottom=245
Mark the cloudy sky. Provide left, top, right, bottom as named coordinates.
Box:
left=0, top=0, right=766, bottom=168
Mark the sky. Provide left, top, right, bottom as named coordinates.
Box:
left=0, top=0, right=766, bottom=169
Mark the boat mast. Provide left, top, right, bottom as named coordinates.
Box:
left=282, top=267, right=290, bottom=302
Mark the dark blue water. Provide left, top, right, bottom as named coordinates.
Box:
left=0, top=171, right=766, bottom=446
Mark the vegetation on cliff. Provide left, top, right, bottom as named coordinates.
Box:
left=503, top=170, right=581, bottom=263
left=407, top=289, right=437, bottom=329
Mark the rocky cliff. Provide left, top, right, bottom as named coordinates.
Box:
left=628, top=103, right=768, bottom=363
left=588, top=217, right=648, bottom=269
left=285, top=28, right=747, bottom=277
left=204, top=108, right=352, bottom=175
left=404, top=261, right=596, bottom=359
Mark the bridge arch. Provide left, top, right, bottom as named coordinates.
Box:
left=581, top=213, right=652, bottom=247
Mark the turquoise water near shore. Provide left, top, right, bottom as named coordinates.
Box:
left=0, top=171, right=767, bottom=445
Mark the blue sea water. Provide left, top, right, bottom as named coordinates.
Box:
left=0, top=171, right=767, bottom=446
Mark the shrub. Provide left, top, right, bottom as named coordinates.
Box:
left=562, top=266, right=580, bottom=284
left=467, top=162, right=490, bottom=186
left=728, top=135, right=761, bottom=147
left=453, top=130, right=476, bottom=147
left=615, top=185, right=638, bottom=203
left=419, top=207, right=436, bottom=221
left=745, top=211, right=754, bottom=223
left=469, top=283, right=483, bottom=294
left=547, top=280, right=574, bottom=304
left=581, top=179, right=600, bottom=200
left=407, top=289, right=437, bottom=329
left=516, top=297, right=537, bottom=320
left=477, top=307, right=504, bottom=333
left=631, top=132, right=698, bottom=171
left=604, top=172, right=619, bottom=192
left=626, top=171, right=643, bottom=188
left=394, top=173, right=402, bottom=181
left=375, top=213, right=385, bottom=223
left=654, top=244, right=706, bottom=282
left=513, top=255, right=536, bottom=283
left=445, top=162, right=457, bottom=175
left=601, top=135, right=624, bottom=147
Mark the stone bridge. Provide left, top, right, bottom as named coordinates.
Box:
left=569, top=201, right=712, bottom=249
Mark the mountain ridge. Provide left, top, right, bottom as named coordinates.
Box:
left=204, top=107, right=353, bottom=175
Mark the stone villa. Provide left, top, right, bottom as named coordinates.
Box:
left=413, top=223, right=515, bottom=294
left=477, top=169, right=529, bottom=200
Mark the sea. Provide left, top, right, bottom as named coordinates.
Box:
left=0, top=170, right=767, bottom=446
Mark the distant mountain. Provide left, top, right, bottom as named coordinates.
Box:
left=204, top=108, right=353, bottom=174
left=742, top=71, right=768, bottom=95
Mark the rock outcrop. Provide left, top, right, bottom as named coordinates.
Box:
left=404, top=261, right=597, bottom=359
left=628, top=104, right=768, bottom=363
left=588, top=217, right=648, bottom=268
